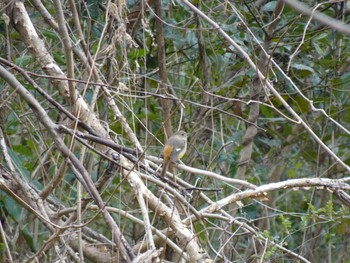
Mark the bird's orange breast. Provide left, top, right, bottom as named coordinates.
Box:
left=163, top=144, right=172, bottom=162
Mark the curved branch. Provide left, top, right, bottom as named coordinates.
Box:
left=184, top=177, right=350, bottom=224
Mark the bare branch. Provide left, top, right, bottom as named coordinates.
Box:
left=283, top=0, right=350, bottom=36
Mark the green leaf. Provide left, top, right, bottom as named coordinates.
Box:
left=1, top=196, right=21, bottom=223
left=15, top=55, right=33, bottom=67
left=336, top=219, right=350, bottom=235
left=86, top=0, right=99, bottom=19
left=42, top=29, right=59, bottom=41
left=291, top=63, right=315, bottom=75
left=7, top=148, right=30, bottom=180
left=261, top=1, right=277, bottom=12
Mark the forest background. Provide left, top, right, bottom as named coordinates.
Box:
left=1, top=0, right=350, bottom=262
